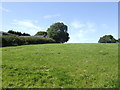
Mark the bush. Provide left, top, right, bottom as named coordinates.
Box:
left=1, top=36, right=56, bottom=47
left=98, top=35, right=116, bottom=43
left=34, top=31, right=47, bottom=37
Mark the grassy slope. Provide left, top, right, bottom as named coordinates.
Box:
left=2, top=43, right=118, bottom=88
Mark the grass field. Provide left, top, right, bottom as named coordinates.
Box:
left=2, top=43, right=118, bottom=88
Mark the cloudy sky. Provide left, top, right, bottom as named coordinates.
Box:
left=1, top=2, right=118, bottom=43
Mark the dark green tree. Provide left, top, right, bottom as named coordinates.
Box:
left=35, top=31, right=47, bottom=37
left=47, top=22, right=69, bottom=43
left=8, top=30, right=30, bottom=36
left=8, top=30, right=16, bottom=35
left=98, top=35, right=116, bottom=43
left=22, top=33, right=30, bottom=36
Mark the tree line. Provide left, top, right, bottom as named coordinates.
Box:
left=8, top=30, right=30, bottom=36
left=2, top=22, right=119, bottom=44
left=6, top=22, right=70, bottom=43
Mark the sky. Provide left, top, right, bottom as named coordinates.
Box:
left=1, top=2, right=118, bottom=43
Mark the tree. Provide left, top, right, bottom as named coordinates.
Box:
left=98, top=35, right=116, bottom=43
left=8, top=30, right=30, bottom=36
left=34, top=31, right=47, bottom=37
left=22, top=33, right=30, bottom=36
left=8, top=30, right=16, bottom=35
left=47, top=22, right=69, bottom=43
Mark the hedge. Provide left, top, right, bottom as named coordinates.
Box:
left=1, top=35, right=56, bottom=47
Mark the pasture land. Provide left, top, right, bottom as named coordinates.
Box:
left=2, top=43, right=118, bottom=88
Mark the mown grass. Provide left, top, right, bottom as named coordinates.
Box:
left=2, top=43, right=118, bottom=88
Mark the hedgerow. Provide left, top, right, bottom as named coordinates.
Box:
left=1, top=35, right=56, bottom=47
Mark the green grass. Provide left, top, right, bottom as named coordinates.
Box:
left=2, top=43, right=118, bottom=88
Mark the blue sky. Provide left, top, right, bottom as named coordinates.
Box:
left=1, top=2, right=118, bottom=43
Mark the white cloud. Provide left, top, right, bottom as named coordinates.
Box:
left=43, top=14, right=60, bottom=19
left=14, top=20, right=40, bottom=29
left=34, top=20, right=39, bottom=23
left=0, top=6, right=10, bottom=12
left=71, top=21, right=85, bottom=29
left=101, top=24, right=109, bottom=29
left=86, top=22, right=95, bottom=28
left=68, top=21, right=96, bottom=43
left=11, top=20, right=45, bottom=35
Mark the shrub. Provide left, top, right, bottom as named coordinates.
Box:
left=98, top=35, right=116, bottom=43
left=1, top=36, right=56, bottom=47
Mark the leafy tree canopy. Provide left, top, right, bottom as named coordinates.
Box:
left=98, top=35, right=116, bottom=43
left=47, top=22, right=69, bottom=43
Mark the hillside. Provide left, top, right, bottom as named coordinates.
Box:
left=2, top=43, right=118, bottom=88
